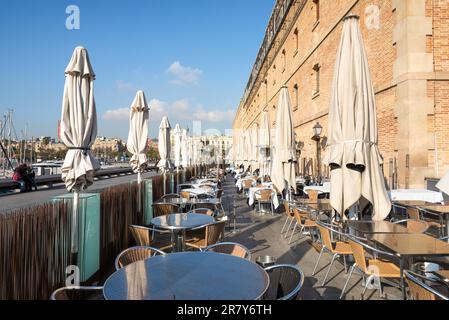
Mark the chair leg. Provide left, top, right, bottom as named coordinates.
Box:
left=281, top=216, right=290, bottom=234
left=343, top=255, right=347, bottom=273
left=289, top=223, right=299, bottom=244
left=340, top=263, right=356, bottom=299
left=291, top=226, right=304, bottom=245
left=312, top=246, right=325, bottom=276
left=322, top=253, right=338, bottom=286
left=361, top=276, right=371, bottom=300
left=286, top=220, right=297, bottom=240
left=284, top=217, right=294, bottom=238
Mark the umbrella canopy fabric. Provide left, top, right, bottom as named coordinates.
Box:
left=181, top=129, right=189, bottom=168
left=325, top=15, right=391, bottom=221
left=60, top=47, right=100, bottom=192
left=271, top=87, right=297, bottom=193
left=173, top=124, right=182, bottom=168
left=126, top=90, right=149, bottom=173
left=251, top=126, right=259, bottom=172
left=259, top=111, right=271, bottom=177
left=157, top=116, right=173, bottom=171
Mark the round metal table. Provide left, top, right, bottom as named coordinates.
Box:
left=151, top=213, right=214, bottom=252
left=103, top=252, right=270, bottom=300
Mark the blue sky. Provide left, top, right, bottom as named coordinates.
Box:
left=0, top=0, right=273, bottom=139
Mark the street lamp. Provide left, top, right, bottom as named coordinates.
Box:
left=312, top=122, right=323, bottom=183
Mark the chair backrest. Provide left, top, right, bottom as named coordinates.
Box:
left=192, top=203, right=217, bottom=213
left=205, top=221, right=226, bottom=246
left=347, top=238, right=368, bottom=272
left=129, top=225, right=153, bottom=246
left=242, top=179, right=255, bottom=189
left=283, top=201, right=293, bottom=217
left=152, top=203, right=179, bottom=217
left=255, top=189, right=274, bottom=201
left=180, top=191, right=191, bottom=199
left=177, top=184, right=193, bottom=194
left=307, top=190, right=319, bottom=201
left=407, top=207, right=421, bottom=221
left=191, top=208, right=215, bottom=216
left=263, top=264, right=304, bottom=300
left=204, top=242, right=252, bottom=260
left=406, top=219, right=429, bottom=233
left=161, top=193, right=180, bottom=200
left=50, top=286, right=104, bottom=300
left=115, top=246, right=166, bottom=270
left=405, top=270, right=449, bottom=300
left=293, top=207, right=312, bottom=226
left=316, top=222, right=334, bottom=250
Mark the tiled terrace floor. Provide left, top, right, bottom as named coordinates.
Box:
left=220, top=175, right=403, bottom=300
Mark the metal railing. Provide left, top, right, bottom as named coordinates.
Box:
left=0, top=166, right=158, bottom=192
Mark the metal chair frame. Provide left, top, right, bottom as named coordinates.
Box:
left=203, top=242, right=252, bottom=260
left=254, top=188, right=276, bottom=216
left=263, top=264, right=305, bottom=300
left=50, top=286, right=104, bottom=300
left=114, top=246, right=166, bottom=270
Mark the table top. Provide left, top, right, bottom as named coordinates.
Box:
left=347, top=221, right=409, bottom=234
left=156, top=198, right=220, bottom=206
left=393, top=200, right=435, bottom=207
left=151, top=213, right=214, bottom=231
left=389, top=189, right=444, bottom=203
left=419, top=205, right=449, bottom=215
left=369, top=233, right=449, bottom=256
left=103, top=252, right=270, bottom=300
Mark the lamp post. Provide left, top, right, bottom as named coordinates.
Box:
left=312, top=122, right=323, bottom=183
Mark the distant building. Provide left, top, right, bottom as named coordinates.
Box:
left=92, top=137, right=124, bottom=153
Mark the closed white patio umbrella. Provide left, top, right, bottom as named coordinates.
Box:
left=157, top=116, right=173, bottom=172
left=173, top=124, right=182, bottom=169
left=271, top=87, right=297, bottom=195
left=127, top=90, right=149, bottom=184
left=251, top=126, right=260, bottom=173
left=181, top=128, right=189, bottom=168
left=60, top=46, right=100, bottom=258
left=259, top=111, right=271, bottom=178
left=325, top=15, right=391, bottom=221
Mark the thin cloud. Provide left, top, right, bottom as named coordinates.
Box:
left=103, top=108, right=129, bottom=121
left=116, top=80, right=137, bottom=92
left=166, top=61, right=202, bottom=86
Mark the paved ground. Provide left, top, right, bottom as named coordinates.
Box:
left=219, top=174, right=403, bottom=300
left=0, top=171, right=157, bottom=212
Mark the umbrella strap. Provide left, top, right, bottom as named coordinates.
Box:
left=68, top=147, right=91, bottom=156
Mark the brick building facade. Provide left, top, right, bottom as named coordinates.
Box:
left=233, top=0, right=449, bottom=189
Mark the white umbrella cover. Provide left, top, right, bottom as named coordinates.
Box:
left=60, top=46, right=100, bottom=192
left=127, top=90, right=149, bottom=176
left=271, top=87, right=297, bottom=193
left=259, top=111, right=271, bottom=177
left=325, top=15, right=391, bottom=221
left=157, top=116, right=173, bottom=171
left=173, top=124, right=182, bottom=168
left=181, top=129, right=189, bottom=168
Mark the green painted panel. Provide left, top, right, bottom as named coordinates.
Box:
left=52, top=193, right=100, bottom=282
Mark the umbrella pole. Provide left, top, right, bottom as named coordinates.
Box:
left=137, top=172, right=142, bottom=214
left=163, top=171, right=166, bottom=195
left=71, top=190, right=80, bottom=266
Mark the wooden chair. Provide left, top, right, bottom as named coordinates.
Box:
left=288, top=207, right=317, bottom=244
left=241, top=179, right=255, bottom=196
left=254, top=189, right=276, bottom=216
left=307, top=190, right=319, bottom=202
left=203, top=242, right=252, bottom=260
left=129, top=225, right=172, bottom=251
left=185, top=221, right=226, bottom=251
left=161, top=193, right=180, bottom=200
left=312, top=221, right=352, bottom=286
left=393, top=219, right=429, bottom=233
left=114, top=246, right=166, bottom=270
left=152, top=203, right=179, bottom=218
left=405, top=270, right=449, bottom=300
left=50, top=286, right=104, bottom=300
left=341, top=237, right=401, bottom=299
left=407, top=207, right=443, bottom=235
left=180, top=191, right=192, bottom=199
left=190, top=208, right=215, bottom=216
